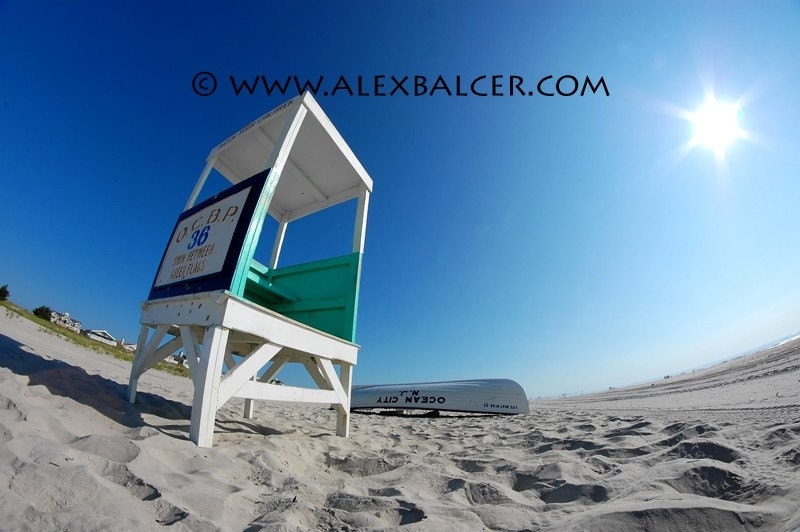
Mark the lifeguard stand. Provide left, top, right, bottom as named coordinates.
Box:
left=128, top=92, right=372, bottom=447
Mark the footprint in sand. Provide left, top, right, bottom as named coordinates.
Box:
left=666, top=440, right=742, bottom=463
left=70, top=434, right=141, bottom=463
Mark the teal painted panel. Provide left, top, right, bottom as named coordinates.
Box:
left=229, top=168, right=283, bottom=297
left=242, top=252, right=362, bottom=342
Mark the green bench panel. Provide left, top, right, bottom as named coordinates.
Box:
left=243, top=252, right=362, bottom=342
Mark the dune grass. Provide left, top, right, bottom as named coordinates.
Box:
left=1, top=300, right=189, bottom=378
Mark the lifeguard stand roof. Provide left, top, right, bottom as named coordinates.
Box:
left=202, top=92, right=373, bottom=223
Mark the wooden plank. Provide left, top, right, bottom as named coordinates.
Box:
left=218, top=343, right=282, bottom=407
left=257, top=353, right=290, bottom=383
left=184, top=157, right=216, bottom=210
left=131, top=325, right=169, bottom=379
left=136, top=334, right=183, bottom=379
left=179, top=325, right=201, bottom=377
left=221, top=296, right=359, bottom=363
left=302, top=358, right=330, bottom=390
left=318, top=358, right=349, bottom=407
left=223, top=351, right=237, bottom=375
left=270, top=217, right=288, bottom=268
left=245, top=269, right=298, bottom=302
left=285, top=185, right=362, bottom=223
left=207, top=95, right=301, bottom=160
left=189, top=326, right=229, bottom=447
left=336, top=362, right=353, bottom=437
left=270, top=297, right=347, bottom=313
left=352, top=187, right=370, bottom=254
left=236, top=381, right=339, bottom=404
left=140, top=292, right=226, bottom=327
left=300, top=93, right=373, bottom=192
left=128, top=325, right=155, bottom=402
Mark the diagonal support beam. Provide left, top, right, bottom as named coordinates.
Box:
left=302, top=357, right=331, bottom=390
left=244, top=352, right=289, bottom=418
left=131, top=325, right=169, bottom=379
left=132, top=334, right=183, bottom=380
left=218, top=342, right=282, bottom=407
left=256, top=354, right=290, bottom=383
left=318, top=358, right=349, bottom=407
left=180, top=325, right=202, bottom=377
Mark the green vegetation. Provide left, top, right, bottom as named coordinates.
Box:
left=32, top=305, right=53, bottom=321
left=1, top=300, right=189, bottom=378
left=0, top=284, right=9, bottom=301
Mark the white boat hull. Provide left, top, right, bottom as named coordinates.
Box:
left=351, top=379, right=529, bottom=414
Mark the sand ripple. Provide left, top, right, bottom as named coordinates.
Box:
left=2, top=311, right=800, bottom=530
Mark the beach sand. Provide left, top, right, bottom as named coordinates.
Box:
left=1, top=309, right=799, bottom=531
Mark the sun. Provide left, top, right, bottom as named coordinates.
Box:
left=689, top=97, right=744, bottom=158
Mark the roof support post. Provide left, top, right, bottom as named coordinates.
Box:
left=229, top=105, right=308, bottom=296
left=352, top=187, right=370, bottom=254
left=185, top=157, right=217, bottom=210
left=270, top=215, right=289, bottom=268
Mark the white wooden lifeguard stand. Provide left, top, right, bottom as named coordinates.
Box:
left=128, top=92, right=372, bottom=447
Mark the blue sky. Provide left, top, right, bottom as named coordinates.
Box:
left=2, top=2, right=799, bottom=397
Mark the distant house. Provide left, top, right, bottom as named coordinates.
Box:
left=83, top=329, right=117, bottom=346
left=50, top=311, right=82, bottom=333
left=117, top=340, right=137, bottom=352
left=168, top=352, right=189, bottom=367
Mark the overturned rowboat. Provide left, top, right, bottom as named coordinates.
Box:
left=351, top=379, right=529, bottom=415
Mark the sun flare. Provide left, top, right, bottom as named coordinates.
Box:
left=689, top=97, right=743, bottom=158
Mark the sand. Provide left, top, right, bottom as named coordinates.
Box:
left=1, top=309, right=799, bottom=531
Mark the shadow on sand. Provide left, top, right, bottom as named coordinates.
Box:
left=0, top=332, right=286, bottom=441
left=0, top=332, right=190, bottom=431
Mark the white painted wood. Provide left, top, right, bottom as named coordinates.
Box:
left=212, top=157, right=241, bottom=185
left=317, top=358, right=351, bottom=437
left=299, top=92, right=374, bottom=192
left=133, top=292, right=359, bottom=444
left=205, top=93, right=372, bottom=226
left=243, top=380, right=255, bottom=419
left=237, top=381, right=339, bottom=404
left=301, top=358, right=330, bottom=390
left=285, top=185, right=363, bottom=223
left=133, top=334, right=183, bottom=379
left=289, top=159, right=326, bottom=201
left=221, top=295, right=358, bottom=363
left=251, top=126, right=326, bottom=203
left=127, top=325, right=153, bottom=402
left=185, top=157, right=216, bottom=210
left=217, top=343, right=281, bottom=407
left=265, top=105, right=308, bottom=179
left=207, top=95, right=302, bottom=160
left=179, top=325, right=201, bottom=379
left=337, top=363, right=353, bottom=437
left=244, top=352, right=289, bottom=419
left=269, top=216, right=288, bottom=268
left=352, top=188, right=370, bottom=254
left=318, top=358, right=348, bottom=406
left=140, top=292, right=226, bottom=327
left=135, top=324, right=151, bottom=353
left=130, top=325, right=169, bottom=381
left=190, top=326, right=229, bottom=447
left=257, top=354, right=290, bottom=383
left=132, top=94, right=374, bottom=446
left=223, top=351, right=237, bottom=375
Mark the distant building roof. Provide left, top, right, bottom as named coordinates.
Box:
left=84, top=329, right=116, bottom=342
